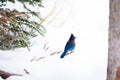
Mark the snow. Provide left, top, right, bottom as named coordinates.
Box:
left=0, top=0, right=108, bottom=80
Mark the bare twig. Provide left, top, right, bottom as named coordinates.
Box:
left=67, top=51, right=74, bottom=55
left=50, top=50, right=62, bottom=56
left=43, top=43, right=47, bottom=50
left=56, top=50, right=62, bottom=54
left=24, top=69, right=30, bottom=75
left=0, top=70, right=22, bottom=79
left=30, top=57, right=37, bottom=62
left=36, top=56, right=46, bottom=61
left=50, top=52, right=57, bottom=56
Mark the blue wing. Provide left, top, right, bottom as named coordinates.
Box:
left=60, top=41, right=75, bottom=58
left=64, top=41, right=75, bottom=51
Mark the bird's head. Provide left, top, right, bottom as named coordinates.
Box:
left=69, top=33, right=76, bottom=40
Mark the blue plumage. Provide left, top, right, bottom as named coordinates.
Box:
left=60, top=33, right=76, bottom=58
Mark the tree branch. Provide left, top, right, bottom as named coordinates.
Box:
left=0, top=70, right=22, bottom=79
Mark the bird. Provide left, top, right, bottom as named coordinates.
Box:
left=60, top=33, right=76, bottom=58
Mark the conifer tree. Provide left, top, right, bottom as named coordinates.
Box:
left=0, top=0, right=45, bottom=50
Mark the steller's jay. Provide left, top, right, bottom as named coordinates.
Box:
left=60, top=33, right=76, bottom=58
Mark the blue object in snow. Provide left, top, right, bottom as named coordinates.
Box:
left=60, top=33, right=76, bottom=58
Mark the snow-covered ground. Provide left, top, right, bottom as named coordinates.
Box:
left=0, top=0, right=108, bottom=80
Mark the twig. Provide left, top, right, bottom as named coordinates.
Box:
left=56, top=50, right=62, bottom=54
left=67, top=51, right=74, bottom=55
left=24, top=69, right=30, bottom=75
left=50, top=52, right=57, bottom=56
left=36, top=56, right=46, bottom=61
left=30, top=57, right=37, bottom=62
left=0, top=70, right=22, bottom=79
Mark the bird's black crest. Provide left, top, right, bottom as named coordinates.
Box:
left=69, top=33, right=76, bottom=40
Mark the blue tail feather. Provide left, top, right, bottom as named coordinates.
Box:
left=60, top=51, right=67, bottom=58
